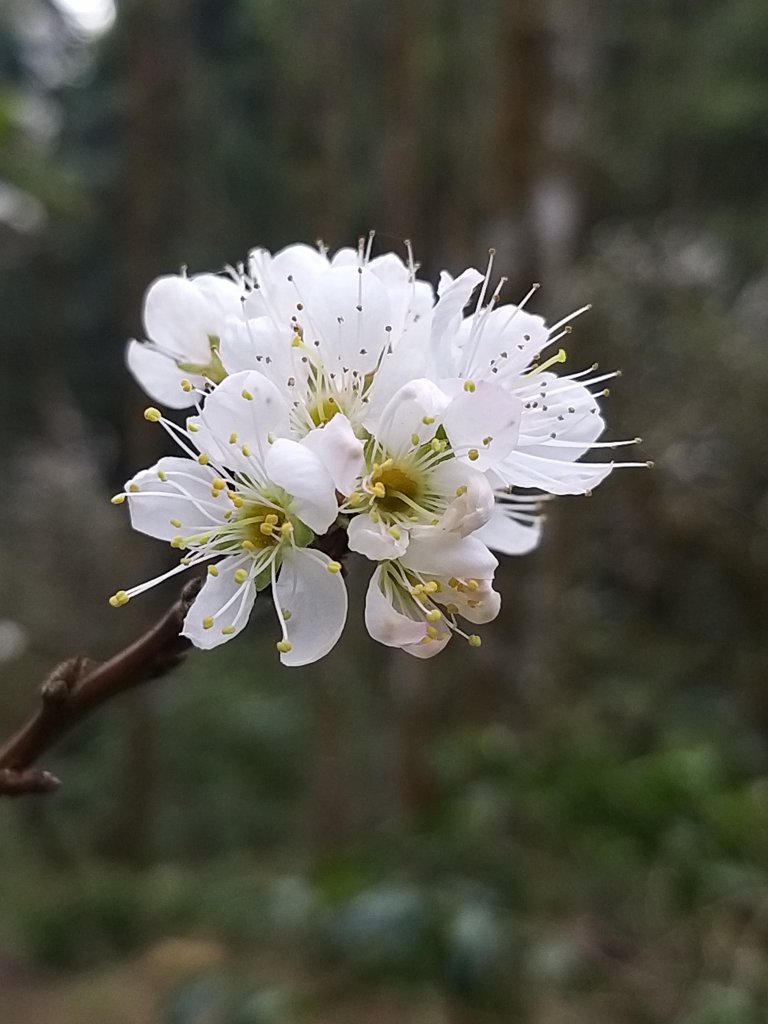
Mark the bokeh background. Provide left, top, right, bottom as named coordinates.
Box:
left=1, top=1, right=768, bottom=1021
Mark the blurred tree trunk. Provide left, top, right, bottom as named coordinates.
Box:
left=104, top=0, right=206, bottom=865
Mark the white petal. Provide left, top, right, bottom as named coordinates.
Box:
left=441, top=381, right=522, bottom=470
left=347, top=513, right=409, bottom=561
left=300, top=414, right=365, bottom=495
left=402, top=531, right=498, bottom=580
left=429, top=462, right=494, bottom=536
left=374, top=378, right=450, bottom=454
left=475, top=505, right=543, bottom=555
left=182, top=556, right=256, bottom=649
left=364, top=565, right=428, bottom=649
left=433, top=578, right=501, bottom=624
left=143, top=273, right=242, bottom=363
left=192, top=370, right=291, bottom=470
left=497, top=451, right=613, bottom=494
left=126, top=456, right=220, bottom=540
left=517, top=373, right=606, bottom=461
left=455, top=304, right=549, bottom=379
left=218, top=316, right=296, bottom=385
left=265, top=438, right=338, bottom=534
left=304, top=265, right=393, bottom=374
left=126, top=340, right=202, bottom=409
left=274, top=548, right=347, bottom=666
left=431, top=267, right=482, bottom=350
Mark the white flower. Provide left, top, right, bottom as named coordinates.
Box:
left=365, top=532, right=500, bottom=658
left=127, top=271, right=245, bottom=408
left=109, top=372, right=347, bottom=666
left=217, top=242, right=435, bottom=438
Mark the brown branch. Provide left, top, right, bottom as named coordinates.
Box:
left=0, top=576, right=203, bottom=798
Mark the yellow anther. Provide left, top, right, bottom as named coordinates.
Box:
left=326, top=560, right=342, bottom=574
left=276, top=639, right=293, bottom=653
left=197, top=453, right=209, bottom=465
left=234, top=569, right=248, bottom=584
left=241, top=445, right=251, bottom=457
left=111, top=494, right=126, bottom=504
left=445, top=602, right=459, bottom=614
left=187, top=423, right=199, bottom=433
left=426, top=608, right=442, bottom=623
left=280, top=522, right=293, bottom=537
left=468, top=448, right=479, bottom=461
left=291, top=336, right=301, bottom=347
left=108, top=590, right=130, bottom=608
left=426, top=626, right=438, bottom=639
left=211, top=478, right=226, bottom=490
left=241, top=389, right=253, bottom=401
left=264, top=513, right=279, bottom=525
left=463, top=380, right=476, bottom=393
left=129, top=483, right=139, bottom=493
left=221, top=625, right=235, bottom=635
left=448, top=577, right=460, bottom=589
left=380, top=459, right=394, bottom=471
left=467, top=599, right=480, bottom=609
left=347, top=491, right=363, bottom=506
left=411, top=432, right=421, bottom=446
left=455, top=485, right=467, bottom=497
left=229, top=432, right=238, bottom=444
left=467, top=579, right=479, bottom=592
left=424, top=581, right=439, bottom=594
left=282, top=608, right=292, bottom=621
left=422, top=416, right=435, bottom=425
left=170, top=536, right=184, bottom=549
left=468, top=634, right=482, bottom=648
left=207, top=564, right=219, bottom=576
left=411, top=584, right=425, bottom=597
left=180, top=378, right=193, bottom=392
left=157, top=470, right=167, bottom=482
left=372, top=482, right=386, bottom=498
left=232, top=495, right=244, bottom=508
left=430, top=438, right=445, bottom=452
left=202, top=616, right=214, bottom=630
left=144, top=407, right=162, bottom=422
left=170, top=518, right=182, bottom=528
left=482, top=436, right=492, bottom=447
left=260, top=522, right=275, bottom=536
left=241, top=539, right=256, bottom=551
left=388, top=526, right=401, bottom=540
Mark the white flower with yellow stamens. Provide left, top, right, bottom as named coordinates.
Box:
left=127, top=271, right=244, bottom=408
left=342, top=377, right=519, bottom=562
left=217, top=242, right=435, bottom=439
left=109, top=373, right=347, bottom=666
left=365, top=532, right=500, bottom=658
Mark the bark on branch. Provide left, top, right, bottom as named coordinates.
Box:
left=0, top=577, right=203, bottom=798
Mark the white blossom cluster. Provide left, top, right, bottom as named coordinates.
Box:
left=111, top=241, right=641, bottom=665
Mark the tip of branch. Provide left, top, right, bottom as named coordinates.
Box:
left=0, top=768, right=61, bottom=797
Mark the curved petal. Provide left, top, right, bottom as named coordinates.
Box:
left=143, top=273, right=242, bottom=363
left=182, top=555, right=256, bottom=649
left=431, top=268, right=483, bottom=354
left=192, top=370, right=292, bottom=470
left=455, top=304, right=549, bottom=380
left=433, top=577, right=501, bottom=625
left=300, top=414, right=365, bottom=495
left=218, top=316, right=296, bottom=387
left=517, top=373, right=606, bottom=461
left=496, top=451, right=613, bottom=495
left=126, top=340, right=202, bottom=409
left=126, top=456, right=220, bottom=540
left=475, top=505, right=543, bottom=556
left=265, top=438, right=338, bottom=534
left=274, top=548, right=347, bottom=666
left=374, top=378, right=451, bottom=455
left=429, top=462, right=494, bottom=536
left=348, top=512, right=409, bottom=561
left=402, top=531, right=498, bottom=580
left=441, top=381, right=522, bottom=470
left=304, top=265, right=393, bottom=374
left=364, top=565, right=428, bottom=649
